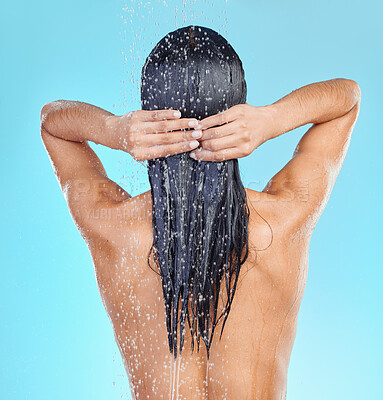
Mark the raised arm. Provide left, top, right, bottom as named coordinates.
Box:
left=191, top=78, right=361, bottom=229
left=41, top=100, right=201, bottom=229
left=266, top=79, right=361, bottom=133
left=40, top=100, right=129, bottom=213
left=261, top=79, right=361, bottom=226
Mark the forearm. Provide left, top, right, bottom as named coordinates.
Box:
left=40, top=100, right=114, bottom=145
left=266, top=78, right=361, bottom=139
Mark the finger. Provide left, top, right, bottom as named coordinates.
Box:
left=198, top=108, right=238, bottom=130
left=138, top=129, right=203, bottom=147
left=144, top=118, right=199, bottom=134
left=133, top=140, right=200, bottom=160
left=199, top=120, right=238, bottom=141
left=200, top=134, right=239, bottom=152
left=189, top=147, right=239, bottom=162
left=138, top=109, right=182, bottom=121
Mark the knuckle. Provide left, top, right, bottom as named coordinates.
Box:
left=159, top=121, right=167, bottom=131
left=241, top=143, right=252, bottom=156
left=202, top=129, right=211, bottom=139
left=181, top=131, right=188, bottom=141
left=129, top=121, right=138, bottom=133
left=167, top=133, right=179, bottom=144
left=214, top=128, right=222, bottom=138
left=175, top=122, right=183, bottom=131
left=202, top=140, right=212, bottom=151
left=162, top=133, right=171, bottom=144
left=240, top=121, right=247, bottom=129
left=209, top=141, right=219, bottom=151
left=127, top=134, right=136, bottom=147
left=206, top=129, right=218, bottom=140
left=243, top=130, right=250, bottom=141
left=156, top=133, right=166, bottom=145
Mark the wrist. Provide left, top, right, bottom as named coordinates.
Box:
left=263, top=103, right=290, bottom=140
left=104, top=115, right=121, bottom=150
left=246, top=103, right=290, bottom=150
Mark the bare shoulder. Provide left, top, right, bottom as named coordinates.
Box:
left=74, top=190, right=153, bottom=248
left=244, top=187, right=311, bottom=244
left=245, top=188, right=285, bottom=229
left=245, top=188, right=280, bottom=250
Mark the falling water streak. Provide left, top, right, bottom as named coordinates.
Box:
left=171, top=357, right=177, bottom=400
left=118, top=0, right=233, bottom=398
left=175, top=352, right=182, bottom=399
left=205, top=358, right=210, bottom=396
left=221, top=0, right=229, bottom=38
left=169, top=355, right=174, bottom=400
left=121, top=0, right=230, bottom=111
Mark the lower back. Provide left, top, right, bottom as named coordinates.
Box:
left=89, top=190, right=309, bottom=399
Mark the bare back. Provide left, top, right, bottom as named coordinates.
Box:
left=40, top=79, right=360, bottom=400
left=87, top=188, right=310, bottom=400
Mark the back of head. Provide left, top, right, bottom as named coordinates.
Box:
left=141, top=25, right=249, bottom=360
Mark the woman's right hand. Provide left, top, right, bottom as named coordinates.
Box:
left=189, top=103, right=276, bottom=162
left=105, top=109, right=202, bottom=161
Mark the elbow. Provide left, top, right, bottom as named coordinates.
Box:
left=40, top=100, right=60, bottom=132
left=333, top=78, right=362, bottom=109
left=40, top=99, right=67, bottom=131
left=354, top=82, right=362, bottom=104
left=40, top=102, right=52, bottom=130
left=346, top=79, right=362, bottom=104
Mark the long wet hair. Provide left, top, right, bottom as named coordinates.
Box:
left=141, top=25, right=249, bottom=360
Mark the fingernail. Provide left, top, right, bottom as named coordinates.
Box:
left=190, top=140, right=199, bottom=148
left=195, top=124, right=203, bottom=130
left=190, top=152, right=196, bottom=159
left=174, top=111, right=181, bottom=117
left=188, top=120, right=198, bottom=127
left=192, top=130, right=202, bottom=138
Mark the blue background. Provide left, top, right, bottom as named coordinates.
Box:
left=1, top=0, right=382, bottom=399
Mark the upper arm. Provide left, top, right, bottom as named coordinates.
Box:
left=263, top=98, right=361, bottom=229
left=41, top=127, right=131, bottom=229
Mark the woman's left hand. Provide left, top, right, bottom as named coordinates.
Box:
left=190, top=103, right=275, bottom=161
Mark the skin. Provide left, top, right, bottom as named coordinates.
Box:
left=41, top=78, right=361, bottom=399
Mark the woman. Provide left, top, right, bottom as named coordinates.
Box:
left=41, top=25, right=360, bottom=400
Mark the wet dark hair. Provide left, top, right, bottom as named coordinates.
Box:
left=141, top=25, right=249, bottom=360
